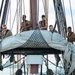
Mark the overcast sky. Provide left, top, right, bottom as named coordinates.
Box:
left=0, top=0, right=75, bottom=33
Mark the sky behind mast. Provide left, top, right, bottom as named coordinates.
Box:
left=0, top=0, right=75, bottom=33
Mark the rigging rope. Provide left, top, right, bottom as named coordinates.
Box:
left=61, top=0, right=65, bottom=14
left=44, top=57, right=63, bottom=68
left=5, top=0, right=10, bottom=25
left=0, top=0, right=10, bottom=25
left=0, top=56, right=24, bottom=71
left=11, top=0, right=21, bottom=31
left=23, top=0, right=25, bottom=15
left=3, top=56, right=24, bottom=68
left=36, top=0, right=39, bottom=24
left=2, top=56, right=24, bottom=75
left=69, top=0, right=74, bottom=32
left=0, top=0, right=4, bottom=17
left=9, top=0, right=11, bottom=29
left=61, top=0, right=66, bottom=21
left=17, top=0, right=19, bottom=33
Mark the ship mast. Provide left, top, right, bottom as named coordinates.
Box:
left=53, top=0, right=67, bottom=74
left=30, top=0, right=37, bottom=29
left=53, top=0, right=67, bottom=38
left=28, top=0, right=39, bottom=74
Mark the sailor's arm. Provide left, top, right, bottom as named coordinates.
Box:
left=71, top=33, right=75, bottom=42
left=67, top=33, right=75, bottom=42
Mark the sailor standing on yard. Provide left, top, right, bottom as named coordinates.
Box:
left=2, top=24, right=12, bottom=58
left=20, top=15, right=31, bottom=32
left=38, top=15, right=48, bottom=30
left=2, top=24, right=12, bottom=39
left=67, top=26, right=75, bottom=43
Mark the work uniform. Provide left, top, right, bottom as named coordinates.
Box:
left=2, top=29, right=12, bottom=39
left=39, top=20, right=47, bottom=30
left=20, top=20, right=30, bottom=32
left=67, top=32, right=75, bottom=43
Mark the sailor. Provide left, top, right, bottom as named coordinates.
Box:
left=49, top=25, right=60, bottom=66
left=39, top=15, right=48, bottom=30
left=2, top=24, right=12, bottom=39
left=49, top=25, right=57, bottom=32
left=16, top=69, right=22, bottom=75
left=20, top=15, right=31, bottom=32
left=67, top=26, right=75, bottom=43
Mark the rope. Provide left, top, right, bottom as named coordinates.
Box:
left=5, top=0, right=10, bottom=25
left=0, top=0, right=4, bottom=17
left=44, top=57, right=63, bottom=68
left=61, top=0, right=66, bottom=16
left=42, top=0, right=45, bottom=14
left=11, top=0, right=21, bottom=31
left=42, top=0, right=49, bottom=32
left=36, top=0, right=39, bottom=24
left=30, top=0, right=33, bottom=29
left=3, top=57, right=10, bottom=67
left=16, top=0, right=22, bottom=33
left=69, top=0, right=74, bottom=32
left=10, top=58, right=25, bottom=75
left=23, top=0, right=25, bottom=15
left=9, top=0, right=11, bottom=29
left=3, top=56, right=24, bottom=68
left=12, top=57, right=25, bottom=75
left=17, top=0, right=19, bottom=33
left=42, top=0, right=49, bottom=20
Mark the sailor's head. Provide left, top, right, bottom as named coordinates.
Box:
left=67, top=26, right=72, bottom=32
left=22, top=15, right=26, bottom=21
left=2, top=24, right=7, bottom=31
left=41, top=15, right=46, bottom=21
left=49, top=25, right=53, bottom=32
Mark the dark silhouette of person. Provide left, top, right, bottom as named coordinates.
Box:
left=16, top=69, right=22, bottom=75
left=47, top=69, right=54, bottom=75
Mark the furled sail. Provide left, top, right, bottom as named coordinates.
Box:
left=1, top=30, right=67, bottom=52
left=1, top=30, right=75, bottom=74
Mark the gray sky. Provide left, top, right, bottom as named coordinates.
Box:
left=0, top=0, right=75, bottom=33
